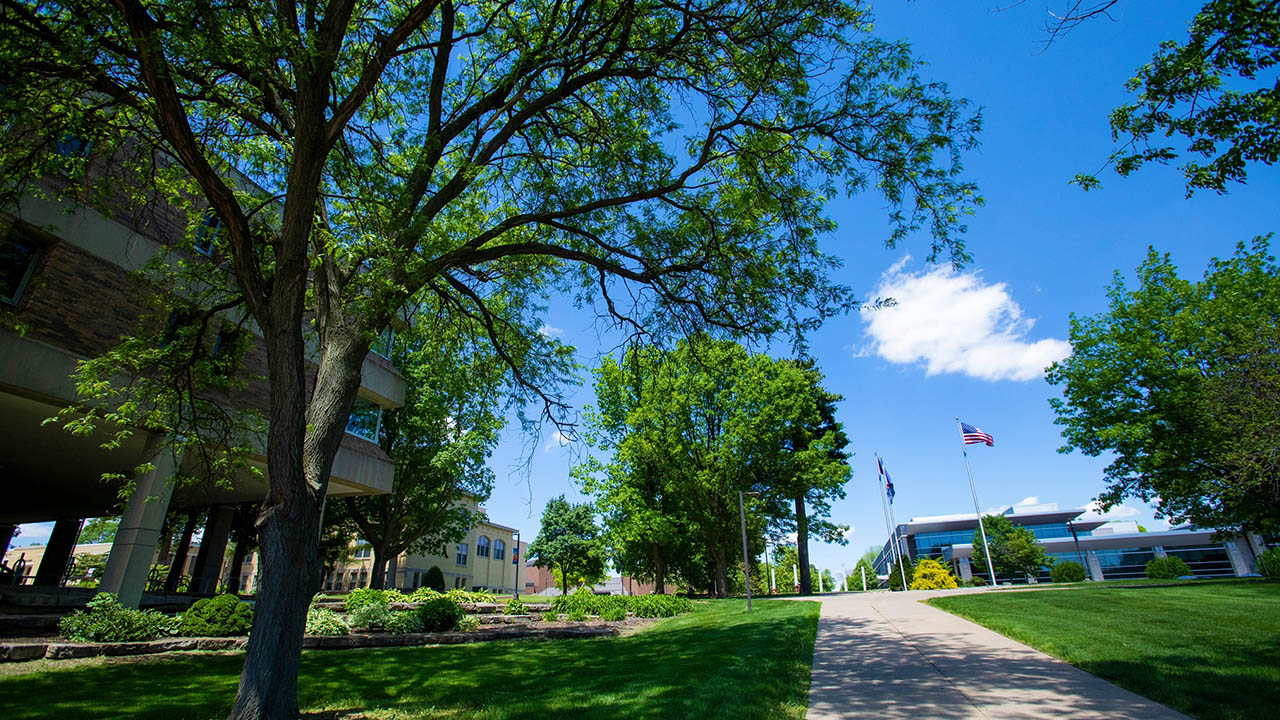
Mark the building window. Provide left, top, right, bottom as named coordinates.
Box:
left=494, top=539, right=505, bottom=561
left=0, top=231, right=39, bottom=305
left=456, top=543, right=467, bottom=566
left=477, top=535, right=490, bottom=558
left=454, top=576, right=465, bottom=589
left=371, top=326, right=394, bottom=358
left=193, top=212, right=220, bottom=255
left=346, top=396, right=382, bottom=442
left=353, top=545, right=372, bottom=560
left=413, top=571, right=421, bottom=589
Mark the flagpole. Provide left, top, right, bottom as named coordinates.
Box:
left=884, top=472, right=910, bottom=590
left=956, top=417, right=998, bottom=588
left=877, top=454, right=909, bottom=591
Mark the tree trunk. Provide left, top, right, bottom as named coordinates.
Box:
left=713, top=548, right=728, bottom=598
left=369, top=544, right=391, bottom=590
left=164, top=510, right=198, bottom=591
left=795, top=495, right=812, bottom=595
left=652, top=543, right=666, bottom=594
left=227, top=324, right=366, bottom=720
left=227, top=540, right=249, bottom=595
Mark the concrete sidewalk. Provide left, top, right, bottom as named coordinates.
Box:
left=803, top=589, right=1188, bottom=719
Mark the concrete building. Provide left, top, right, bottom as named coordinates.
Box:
left=1, top=150, right=404, bottom=607
left=874, top=502, right=1276, bottom=583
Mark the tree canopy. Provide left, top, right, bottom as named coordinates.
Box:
left=971, top=514, right=1051, bottom=581
left=1047, top=238, right=1280, bottom=535
left=527, top=495, right=607, bottom=595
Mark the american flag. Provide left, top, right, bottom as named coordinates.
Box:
left=961, top=422, right=994, bottom=446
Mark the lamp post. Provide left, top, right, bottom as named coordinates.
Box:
left=739, top=490, right=760, bottom=612
left=513, top=531, right=521, bottom=600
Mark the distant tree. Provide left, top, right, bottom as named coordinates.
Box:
left=79, top=517, right=120, bottom=544
left=1047, top=239, right=1280, bottom=535
left=1031, top=1, right=1280, bottom=194
left=1137, top=525, right=1149, bottom=533
left=852, top=557, right=879, bottom=591
left=528, top=496, right=607, bottom=595
left=860, top=546, right=881, bottom=568
left=909, top=558, right=958, bottom=590
left=66, top=553, right=109, bottom=585
left=971, top=515, right=1051, bottom=581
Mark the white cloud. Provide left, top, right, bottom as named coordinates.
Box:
left=861, top=257, right=1071, bottom=381
left=841, top=526, right=856, bottom=543
left=1082, top=501, right=1141, bottom=519
left=543, top=430, right=572, bottom=452
left=537, top=324, right=564, bottom=338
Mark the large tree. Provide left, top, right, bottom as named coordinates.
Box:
left=341, top=305, right=540, bottom=590
left=0, top=1, right=981, bottom=715
left=527, top=495, right=607, bottom=594
left=1047, top=238, right=1280, bottom=535
left=747, top=359, right=851, bottom=595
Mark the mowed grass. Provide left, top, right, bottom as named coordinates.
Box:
left=928, top=581, right=1280, bottom=720
left=0, top=599, right=818, bottom=720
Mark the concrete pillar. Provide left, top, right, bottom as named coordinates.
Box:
left=1085, top=550, right=1105, bottom=581
left=1247, top=533, right=1267, bottom=558
left=957, top=557, right=973, bottom=581
left=33, top=518, right=84, bottom=586
left=1224, top=540, right=1252, bottom=576
left=99, top=447, right=176, bottom=607
left=191, top=506, right=234, bottom=594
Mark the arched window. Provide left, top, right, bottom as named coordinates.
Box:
left=494, top=539, right=505, bottom=560
left=477, top=535, right=491, bottom=558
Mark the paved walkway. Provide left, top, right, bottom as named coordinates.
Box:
left=802, top=589, right=1188, bottom=719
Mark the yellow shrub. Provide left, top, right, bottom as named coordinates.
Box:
left=909, top=558, right=958, bottom=590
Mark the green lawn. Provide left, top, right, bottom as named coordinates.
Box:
left=0, top=599, right=818, bottom=720
left=928, top=581, right=1280, bottom=720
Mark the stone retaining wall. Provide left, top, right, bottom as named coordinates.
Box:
left=0, top=624, right=617, bottom=663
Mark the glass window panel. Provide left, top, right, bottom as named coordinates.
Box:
left=0, top=233, right=38, bottom=304
left=346, top=397, right=382, bottom=441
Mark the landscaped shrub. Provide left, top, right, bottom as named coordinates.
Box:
left=551, top=587, right=600, bottom=616
left=408, top=587, right=442, bottom=603
left=458, top=615, right=480, bottom=631
left=305, top=607, right=350, bottom=636
left=542, top=610, right=559, bottom=622
left=344, top=587, right=390, bottom=613
left=423, top=566, right=446, bottom=592
left=1146, top=555, right=1193, bottom=579
left=59, top=592, right=178, bottom=642
left=385, top=610, right=424, bottom=634
left=600, top=606, right=627, bottom=621
left=909, top=558, right=958, bottom=590
left=414, top=596, right=464, bottom=631
left=566, top=608, right=588, bottom=621
left=887, top=557, right=913, bottom=591
left=349, top=600, right=395, bottom=631
left=1259, top=547, right=1280, bottom=578
left=1050, top=560, right=1087, bottom=583
left=383, top=588, right=406, bottom=603
left=504, top=598, right=528, bottom=615
left=446, top=588, right=496, bottom=604
left=178, top=594, right=253, bottom=636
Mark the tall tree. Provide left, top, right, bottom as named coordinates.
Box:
left=747, top=359, right=851, bottom=595
left=1047, top=238, right=1280, bottom=535
left=527, top=495, right=607, bottom=595
left=1, top=2, right=981, bottom=714
left=79, top=517, right=120, bottom=544
left=340, top=304, right=544, bottom=589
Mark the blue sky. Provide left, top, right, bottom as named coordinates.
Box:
left=14, top=2, right=1277, bottom=587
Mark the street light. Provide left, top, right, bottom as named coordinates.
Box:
left=739, top=490, right=761, bottom=612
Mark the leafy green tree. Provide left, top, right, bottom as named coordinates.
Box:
left=852, top=556, right=878, bottom=591
left=1047, top=239, right=1280, bottom=535
left=971, top=514, right=1050, bottom=581
left=79, top=517, right=120, bottom=544
left=341, top=309, right=531, bottom=589
left=528, top=496, right=607, bottom=595
left=887, top=555, right=914, bottom=592
left=1, top=1, right=982, bottom=714
left=1045, top=0, right=1280, bottom=194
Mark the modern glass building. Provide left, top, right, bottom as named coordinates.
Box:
left=873, top=502, right=1271, bottom=584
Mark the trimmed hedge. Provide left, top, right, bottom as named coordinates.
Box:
left=1050, top=560, right=1087, bottom=583
left=1146, top=555, right=1193, bottom=579
left=414, top=596, right=464, bottom=631
left=179, top=594, right=253, bottom=636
